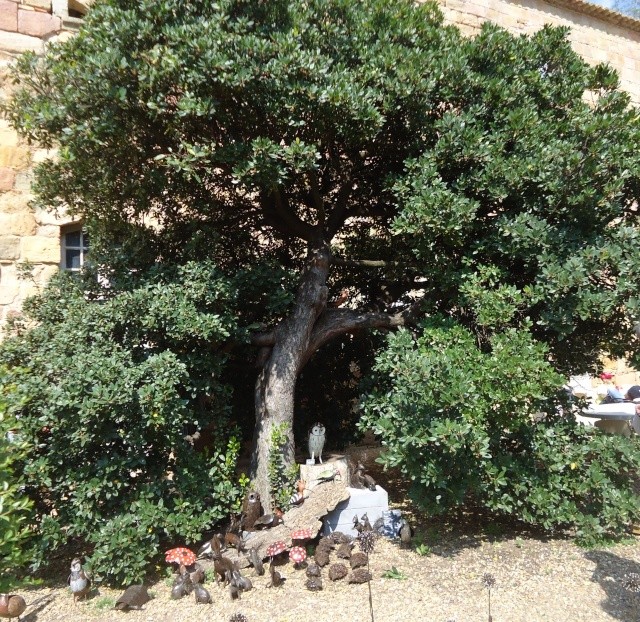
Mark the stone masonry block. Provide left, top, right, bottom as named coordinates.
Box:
left=0, top=191, right=30, bottom=214
left=0, top=145, right=30, bottom=169
left=0, top=236, right=20, bottom=260
left=323, top=486, right=389, bottom=537
left=0, top=167, right=15, bottom=191
left=0, top=284, right=19, bottom=306
left=0, top=1, right=18, bottom=32
left=21, top=235, right=60, bottom=263
left=0, top=212, right=36, bottom=236
left=0, top=29, right=44, bottom=54
left=18, top=8, right=60, bottom=37
left=0, top=126, right=19, bottom=148
left=23, top=0, right=52, bottom=11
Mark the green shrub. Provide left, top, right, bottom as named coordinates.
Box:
left=0, top=265, right=246, bottom=585
left=0, top=372, right=35, bottom=591
left=360, top=319, right=640, bottom=543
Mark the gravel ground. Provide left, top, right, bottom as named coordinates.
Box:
left=14, top=524, right=640, bottom=622
left=12, top=461, right=640, bottom=622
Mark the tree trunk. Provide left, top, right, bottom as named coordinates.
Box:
left=250, top=244, right=329, bottom=511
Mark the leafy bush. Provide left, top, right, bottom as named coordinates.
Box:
left=360, top=319, right=640, bottom=543
left=0, top=264, right=246, bottom=585
left=0, top=373, right=35, bottom=591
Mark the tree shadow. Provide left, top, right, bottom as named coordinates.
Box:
left=21, top=593, right=56, bottom=622
left=584, top=549, right=640, bottom=620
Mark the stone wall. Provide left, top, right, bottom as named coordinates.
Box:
left=0, top=0, right=85, bottom=328
left=438, top=0, right=640, bottom=105
left=0, top=0, right=638, bottom=331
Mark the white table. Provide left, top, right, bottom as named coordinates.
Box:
left=581, top=403, right=638, bottom=436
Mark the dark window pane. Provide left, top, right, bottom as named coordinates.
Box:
left=65, top=230, right=81, bottom=247
left=83, top=232, right=90, bottom=248
left=66, top=249, right=81, bottom=270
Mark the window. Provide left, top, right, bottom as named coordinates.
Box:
left=61, top=226, right=90, bottom=272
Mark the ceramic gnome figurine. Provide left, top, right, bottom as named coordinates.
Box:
left=307, top=423, right=326, bottom=464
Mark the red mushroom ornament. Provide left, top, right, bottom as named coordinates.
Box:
left=165, top=547, right=197, bottom=567
left=290, top=528, right=314, bottom=546
left=265, top=540, right=288, bottom=565
left=289, top=546, right=307, bottom=568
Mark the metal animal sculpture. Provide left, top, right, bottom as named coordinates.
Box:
left=114, top=585, right=151, bottom=611
left=308, top=423, right=326, bottom=464
left=241, top=490, right=263, bottom=531
left=67, top=558, right=91, bottom=603
left=0, top=594, right=27, bottom=620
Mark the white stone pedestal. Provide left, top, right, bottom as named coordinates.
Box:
left=322, top=485, right=389, bottom=536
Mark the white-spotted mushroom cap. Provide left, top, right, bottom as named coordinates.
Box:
left=289, top=546, right=307, bottom=566
left=265, top=541, right=288, bottom=558
left=290, top=528, right=313, bottom=542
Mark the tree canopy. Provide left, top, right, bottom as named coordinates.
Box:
left=4, top=0, right=640, bottom=526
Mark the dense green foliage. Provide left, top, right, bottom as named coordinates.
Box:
left=0, top=375, right=35, bottom=591
left=361, top=322, right=640, bottom=543
left=3, top=0, right=640, bottom=561
left=0, top=265, right=248, bottom=585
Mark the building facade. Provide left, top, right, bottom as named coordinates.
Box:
left=0, top=0, right=638, bottom=330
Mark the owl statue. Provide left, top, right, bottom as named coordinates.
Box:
left=308, top=423, right=326, bottom=464
left=241, top=490, right=263, bottom=531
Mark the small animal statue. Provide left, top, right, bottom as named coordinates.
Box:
left=114, top=585, right=151, bottom=611
left=352, top=514, right=364, bottom=534
left=214, top=556, right=236, bottom=585
left=240, top=490, right=263, bottom=531
left=289, top=479, right=306, bottom=506
left=361, top=512, right=373, bottom=532
left=193, top=584, right=212, bottom=604
left=67, top=558, right=91, bottom=603
left=248, top=548, right=265, bottom=576
left=0, top=594, right=27, bottom=620
left=399, top=518, right=414, bottom=545
left=197, top=533, right=223, bottom=559
left=180, top=562, right=204, bottom=585
left=230, top=569, right=253, bottom=592
left=253, top=508, right=283, bottom=530
left=352, top=462, right=377, bottom=491
left=268, top=562, right=285, bottom=587
left=308, top=423, right=326, bottom=464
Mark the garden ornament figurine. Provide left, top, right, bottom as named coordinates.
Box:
left=307, top=422, right=326, bottom=464
left=114, top=585, right=151, bottom=610
left=240, top=490, right=263, bottom=531
left=67, top=558, right=91, bottom=603
left=0, top=594, right=27, bottom=620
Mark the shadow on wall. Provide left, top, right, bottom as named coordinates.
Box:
left=584, top=550, right=640, bottom=620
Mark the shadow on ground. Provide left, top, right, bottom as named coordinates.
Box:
left=584, top=550, right=640, bottom=620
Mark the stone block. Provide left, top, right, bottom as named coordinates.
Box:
left=0, top=29, right=44, bottom=54
left=0, top=167, right=15, bottom=191
left=0, top=212, right=36, bottom=235
left=299, top=455, right=350, bottom=492
left=0, top=284, right=19, bottom=305
left=323, top=485, right=389, bottom=537
left=0, top=236, right=19, bottom=260
left=12, top=170, right=33, bottom=193
left=0, top=145, right=30, bottom=169
left=0, top=0, right=18, bottom=31
left=34, top=205, right=73, bottom=225
left=0, top=191, right=30, bottom=214
left=18, top=8, right=60, bottom=37
left=0, top=126, right=19, bottom=148
left=31, top=147, right=56, bottom=164
left=22, top=0, right=52, bottom=10
left=21, top=235, right=60, bottom=263
left=36, top=224, right=60, bottom=238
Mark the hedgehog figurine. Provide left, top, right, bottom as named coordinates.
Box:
left=350, top=552, right=368, bottom=569
left=306, top=576, right=323, bottom=591
left=305, top=563, right=321, bottom=578
left=328, top=563, right=349, bottom=581
left=348, top=568, right=373, bottom=584
left=336, top=543, right=353, bottom=559
left=314, top=548, right=331, bottom=567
